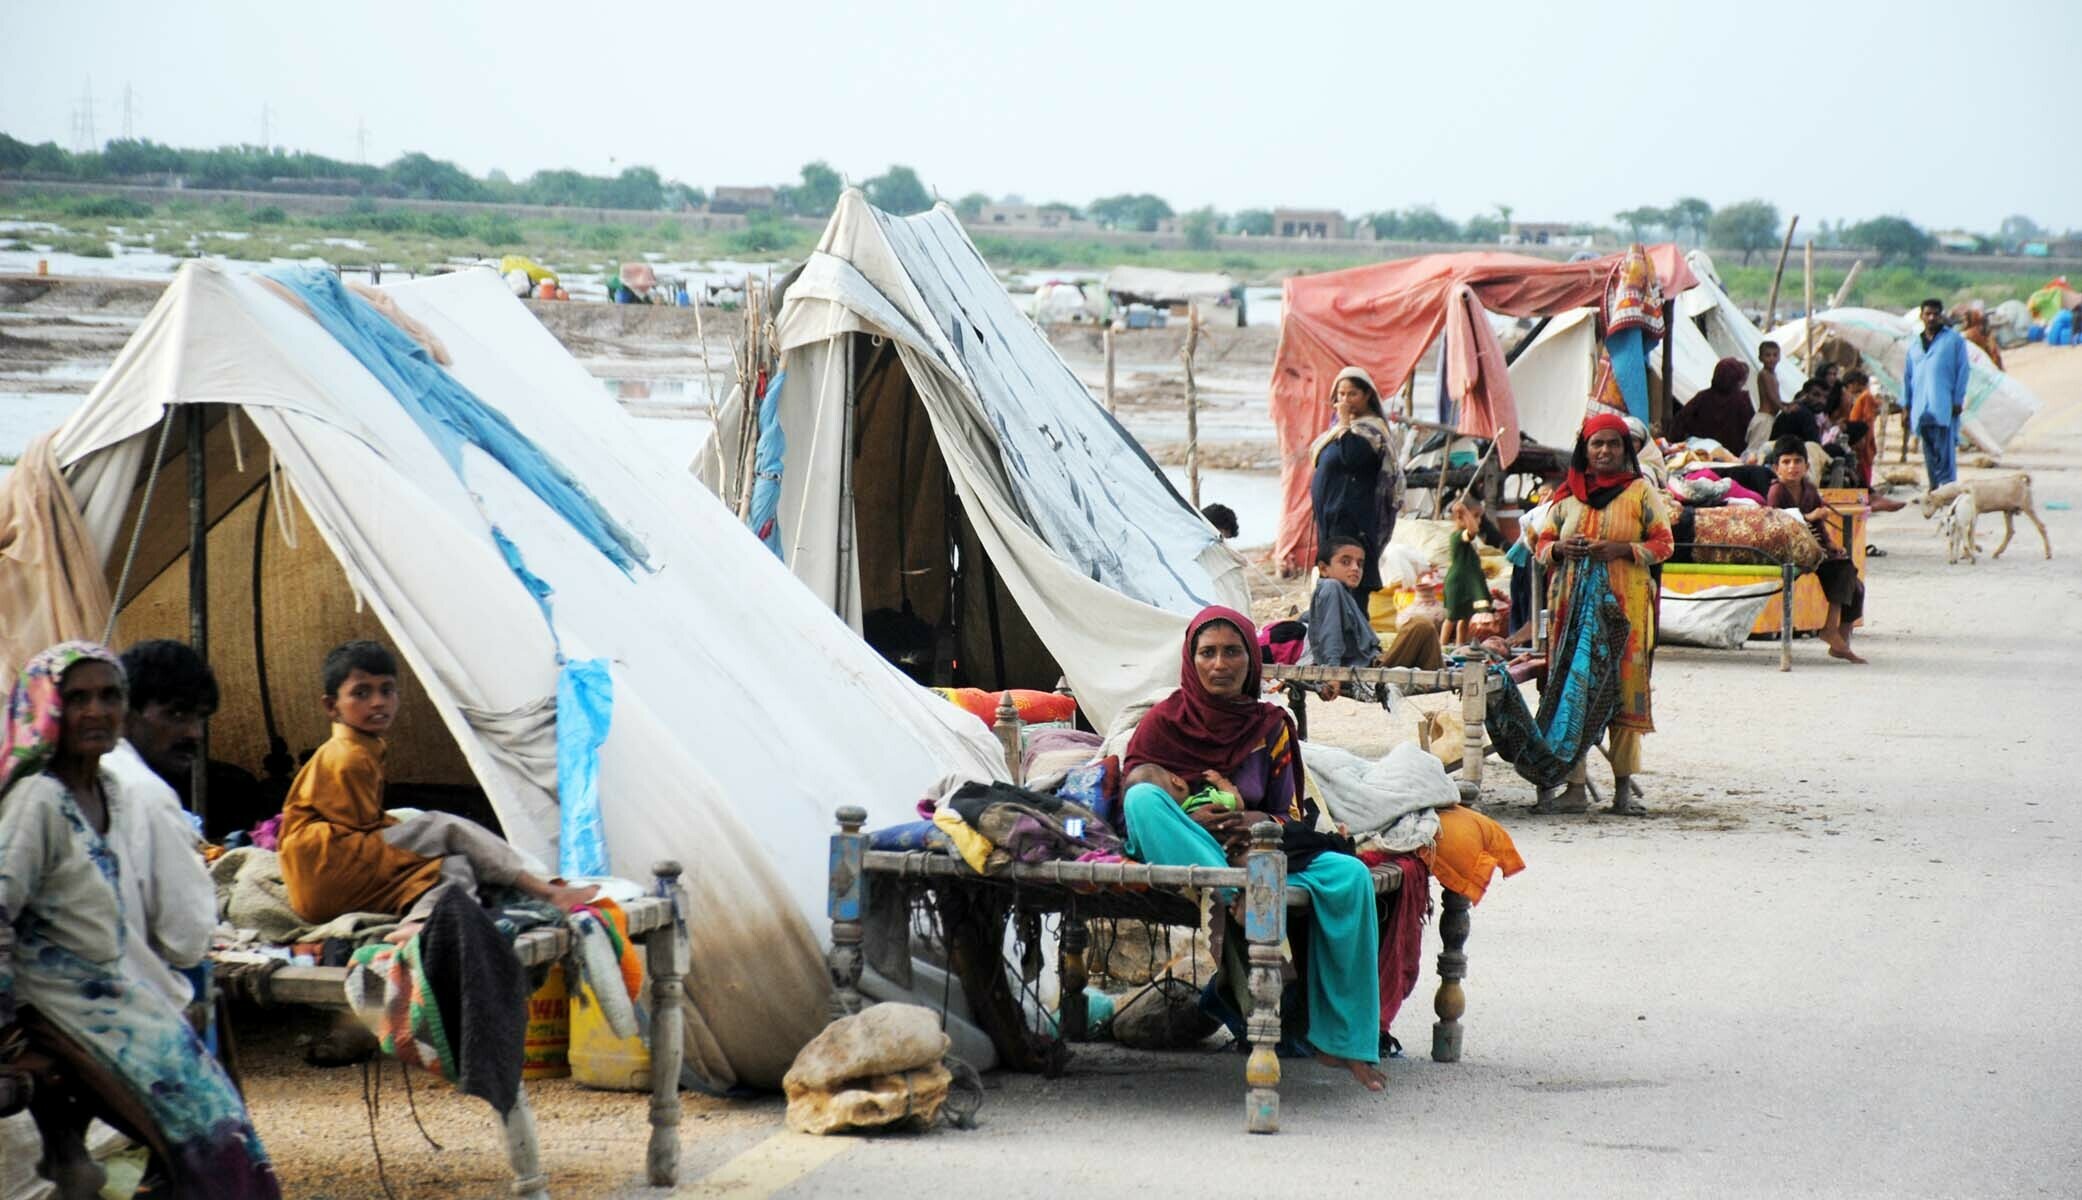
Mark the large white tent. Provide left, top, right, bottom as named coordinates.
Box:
left=12, top=260, right=1007, bottom=1089
left=705, top=192, right=1248, bottom=731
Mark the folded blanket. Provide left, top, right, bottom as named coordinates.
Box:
left=211, top=846, right=398, bottom=946
left=1307, top=742, right=1459, bottom=839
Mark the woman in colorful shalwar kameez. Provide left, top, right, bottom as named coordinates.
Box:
left=1531, top=414, right=1673, bottom=816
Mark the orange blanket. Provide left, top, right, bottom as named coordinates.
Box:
left=1420, top=806, right=1525, bottom=904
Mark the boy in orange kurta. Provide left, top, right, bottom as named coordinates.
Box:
left=278, top=641, right=596, bottom=940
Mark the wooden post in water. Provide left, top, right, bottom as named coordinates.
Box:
left=1763, top=215, right=1799, bottom=332
left=1182, top=302, right=1201, bottom=508
left=1102, top=325, right=1117, bottom=414
left=1802, top=241, right=1817, bottom=371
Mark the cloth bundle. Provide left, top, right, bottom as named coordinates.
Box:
left=934, top=781, right=1123, bottom=874
left=344, top=888, right=529, bottom=1117
left=1306, top=742, right=1457, bottom=854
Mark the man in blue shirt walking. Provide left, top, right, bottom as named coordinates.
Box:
left=1902, top=297, right=1971, bottom=489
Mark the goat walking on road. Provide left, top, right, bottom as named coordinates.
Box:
left=1918, top=473, right=2052, bottom=560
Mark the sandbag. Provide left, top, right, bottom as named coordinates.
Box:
left=1658, top=583, right=1778, bottom=650
left=1390, top=517, right=1457, bottom=570
left=783, top=1004, right=952, bottom=1135
left=1112, top=978, right=1218, bottom=1050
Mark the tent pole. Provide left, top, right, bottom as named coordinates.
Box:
left=1503, top=315, right=1552, bottom=367
left=1658, top=299, right=1675, bottom=429
left=1802, top=242, right=1816, bottom=370
left=1762, top=215, right=1799, bottom=332
left=1182, top=302, right=1201, bottom=508
left=1829, top=259, right=1864, bottom=309
left=836, top=334, right=855, bottom=626
left=185, top=403, right=209, bottom=827
left=1102, top=326, right=1116, bottom=415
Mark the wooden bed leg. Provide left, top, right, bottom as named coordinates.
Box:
left=1431, top=887, right=1471, bottom=1063
left=827, top=806, right=868, bottom=1020
left=1059, top=917, right=1090, bottom=1042
left=1780, top=563, right=1795, bottom=672
left=1459, top=668, right=1487, bottom=793
left=501, top=1089, right=551, bottom=1200
left=1242, top=822, right=1287, bottom=1133
left=1286, top=680, right=1309, bottom=742
left=645, top=860, right=686, bottom=1188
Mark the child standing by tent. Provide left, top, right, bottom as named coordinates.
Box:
left=1441, top=496, right=1491, bottom=648
left=277, top=641, right=597, bottom=942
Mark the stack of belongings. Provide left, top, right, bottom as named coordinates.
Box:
left=1307, top=742, right=1522, bottom=1037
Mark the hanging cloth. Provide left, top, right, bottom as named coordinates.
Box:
left=1483, top=559, right=1631, bottom=787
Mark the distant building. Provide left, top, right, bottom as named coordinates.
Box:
left=1502, top=221, right=1594, bottom=249
left=975, top=203, right=1094, bottom=232
left=709, top=186, right=778, bottom=214
left=1272, top=208, right=1349, bottom=239
left=1934, top=231, right=1981, bottom=254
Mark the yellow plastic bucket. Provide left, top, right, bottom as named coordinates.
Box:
left=522, top=962, right=571, bottom=1080
left=569, top=968, right=651, bottom=1091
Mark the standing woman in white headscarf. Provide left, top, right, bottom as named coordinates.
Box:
left=1308, top=366, right=1402, bottom=609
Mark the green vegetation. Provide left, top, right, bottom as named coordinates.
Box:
left=0, top=186, right=2043, bottom=313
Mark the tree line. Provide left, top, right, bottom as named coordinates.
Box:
left=3, top=135, right=2062, bottom=265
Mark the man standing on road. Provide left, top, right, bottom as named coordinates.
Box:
left=1903, top=298, right=1971, bottom=489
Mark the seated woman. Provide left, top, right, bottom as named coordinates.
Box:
left=1765, top=437, right=1868, bottom=664
left=1122, top=607, right=1385, bottom=1091
left=0, top=643, right=278, bottom=1199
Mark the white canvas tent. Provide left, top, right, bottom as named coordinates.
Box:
left=17, top=260, right=1007, bottom=1090
left=1503, top=253, right=1797, bottom=452
left=705, top=192, right=1249, bottom=730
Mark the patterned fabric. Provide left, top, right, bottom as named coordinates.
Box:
left=1690, top=506, right=1825, bottom=570
left=346, top=937, right=453, bottom=1079
left=1536, top=479, right=1674, bottom=734
left=1601, top=243, right=1666, bottom=339
left=1, top=641, right=122, bottom=793
left=1485, top=560, right=1632, bottom=788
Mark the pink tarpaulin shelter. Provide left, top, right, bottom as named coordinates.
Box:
left=1270, top=245, right=1697, bottom=573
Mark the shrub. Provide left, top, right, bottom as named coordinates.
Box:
left=472, top=214, right=523, bottom=246
left=250, top=205, right=288, bottom=225
left=66, top=195, right=152, bottom=220
left=580, top=224, right=626, bottom=251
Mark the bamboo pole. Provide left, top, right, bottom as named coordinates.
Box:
left=1182, top=302, right=1201, bottom=507
left=1828, top=259, right=1864, bottom=309
left=1762, top=215, right=1799, bottom=332
left=1400, top=370, right=1416, bottom=421
left=1103, top=325, right=1117, bottom=414
left=1802, top=241, right=1816, bottom=371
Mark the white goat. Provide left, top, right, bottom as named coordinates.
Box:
left=1937, top=492, right=1979, bottom=565
left=1918, top=473, right=2051, bottom=560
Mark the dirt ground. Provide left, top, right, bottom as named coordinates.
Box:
left=206, top=346, right=2082, bottom=1198
left=6, top=279, right=2080, bottom=1196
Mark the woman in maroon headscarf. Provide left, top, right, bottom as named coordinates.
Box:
left=1122, top=606, right=1385, bottom=1090
left=1667, top=357, right=1756, bottom=453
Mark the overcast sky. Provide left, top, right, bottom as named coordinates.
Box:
left=2, top=0, right=2070, bottom=233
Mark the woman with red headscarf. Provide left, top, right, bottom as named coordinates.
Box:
left=1532, top=413, right=1673, bottom=815
left=1122, top=606, right=1385, bottom=1091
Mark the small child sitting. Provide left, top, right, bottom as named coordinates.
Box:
left=1440, top=496, right=1492, bottom=648
left=1306, top=537, right=1380, bottom=701
left=277, top=640, right=598, bottom=943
